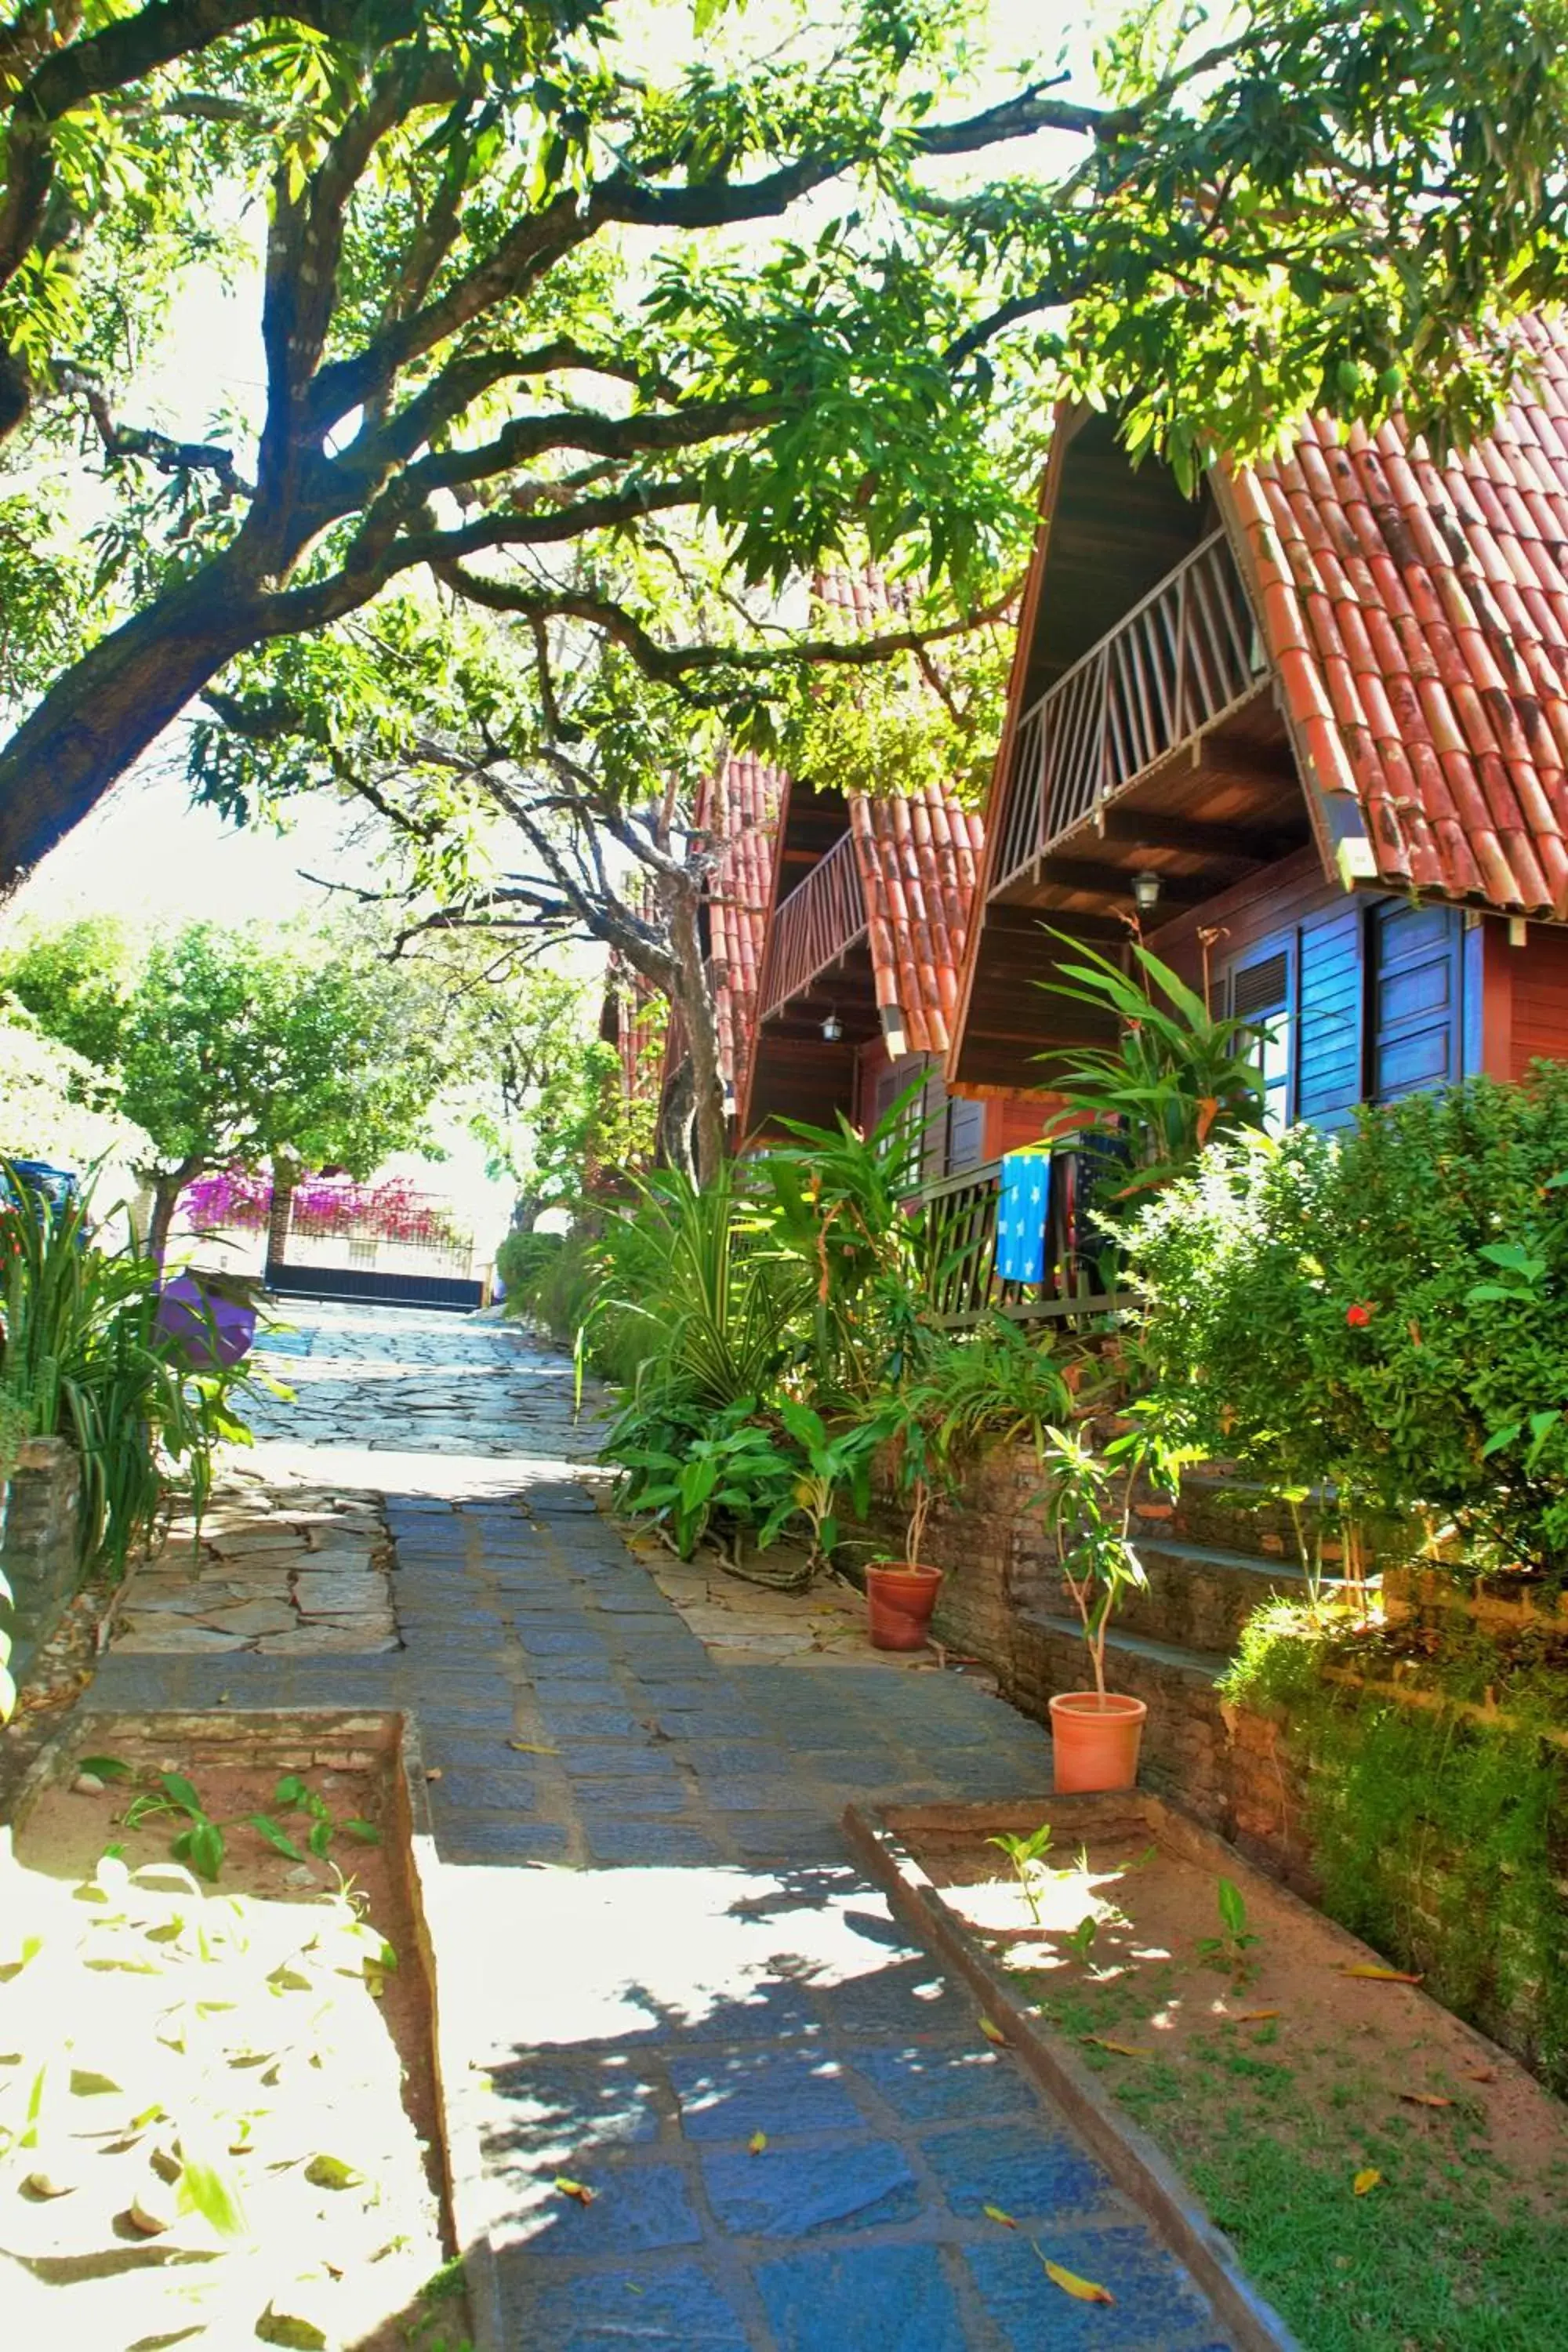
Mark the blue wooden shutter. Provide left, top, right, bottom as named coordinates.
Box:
left=1297, top=904, right=1366, bottom=1129
left=1371, top=900, right=1463, bottom=1101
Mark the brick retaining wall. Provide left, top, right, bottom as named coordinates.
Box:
left=2, top=1437, right=82, bottom=1678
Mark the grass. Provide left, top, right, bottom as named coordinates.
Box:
left=1022, top=1962, right=1568, bottom=2352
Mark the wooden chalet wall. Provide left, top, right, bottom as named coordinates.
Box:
left=1485, top=920, right=1568, bottom=1083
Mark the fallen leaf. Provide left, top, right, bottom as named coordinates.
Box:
left=256, top=2307, right=328, bottom=2350
left=424, top=1768, right=443, bottom=1783
left=1084, top=2036, right=1153, bottom=2057
left=1460, top=2066, right=1498, bottom=2084
left=1035, top=2249, right=1114, bottom=2303
left=1399, top=2092, right=1453, bottom=2110
left=305, top=2153, right=363, bottom=2189
left=747, top=2131, right=768, bottom=2156
left=1342, top=1965, right=1424, bottom=1984
left=508, top=1740, right=558, bottom=1756
left=127, top=2188, right=174, bottom=2235
left=554, top=2176, right=595, bottom=2205
left=1352, top=2168, right=1382, bottom=2196
left=1235, top=2009, right=1279, bottom=2024
left=982, top=2205, right=1018, bottom=2229
left=978, top=2016, right=1007, bottom=2046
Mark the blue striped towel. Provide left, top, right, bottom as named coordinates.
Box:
left=996, top=1151, right=1051, bottom=1283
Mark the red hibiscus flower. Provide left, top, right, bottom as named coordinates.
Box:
left=1345, top=1301, right=1374, bottom=1328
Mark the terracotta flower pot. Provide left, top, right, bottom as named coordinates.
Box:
left=1048, top=1690, right=1148, bottom=1793
left=866, top=1562, right=942, bottom=1651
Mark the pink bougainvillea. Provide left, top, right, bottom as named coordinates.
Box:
left=181, top=1170, right=464, bottom=1247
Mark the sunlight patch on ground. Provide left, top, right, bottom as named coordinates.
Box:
left=0, top=1834, right=441, bottom=2349
left=426, top=1858, right=944, bottom=2243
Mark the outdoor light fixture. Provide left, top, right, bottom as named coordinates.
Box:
left=1131, top=869, right=1162, bottom=914
left=821, top=1009, right=844, bottom=1043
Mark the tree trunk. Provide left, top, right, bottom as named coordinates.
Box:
left=0, top=561, right=264, bottom=893
left=666, top=887, right=728, bottom=1187
left=263, top=1164, right=297, bottom=1284
left=659, top=1058, right=698, bottom=1185
left=510, top=1193, right=544, bottom=1234
left=143, top=1156, right=205, bottom=1266
left=147, top=1177, right=183, bottom=1268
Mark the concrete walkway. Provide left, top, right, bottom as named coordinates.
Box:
left=91, top=1305, right=1232, bottom=2351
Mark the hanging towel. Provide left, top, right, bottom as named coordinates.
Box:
left=996, top=1150, right=1051, bottom=1283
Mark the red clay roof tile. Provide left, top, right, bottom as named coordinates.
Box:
left=696, top=750, right=786, bottom=1098
left=1229, top=314, right=1568, bottom=914
left=846, top=782, right=984, bottom=1054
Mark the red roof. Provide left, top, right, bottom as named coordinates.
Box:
left=848, top=785, right=985, bottom=1054
left=1226, top=314, right=1568, bottom=916
left=697, top=750, right=786, bottom=1097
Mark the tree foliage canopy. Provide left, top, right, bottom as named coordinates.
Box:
left=1, top=916, right=449, bottom=1244
left=3, top=0, right=1568, bottom=888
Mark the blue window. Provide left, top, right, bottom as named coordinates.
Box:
left=1227, top=899, right=1464, bottom=1128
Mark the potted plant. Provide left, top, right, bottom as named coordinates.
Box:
left=1038, top=1419, right=1154, bottom=1790
left=862, top=1395, right=954, bottom=1650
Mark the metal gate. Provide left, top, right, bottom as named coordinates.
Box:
left=270, top=1181, right=483, bottom=1309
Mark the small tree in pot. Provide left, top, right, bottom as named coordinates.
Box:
left=1038, top=1417, right=1172, bottom=1791
left=862, top=1394, right=960, bottom=1651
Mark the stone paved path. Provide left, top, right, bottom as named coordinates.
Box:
left=90, top=1304, right=1232, bottom=2351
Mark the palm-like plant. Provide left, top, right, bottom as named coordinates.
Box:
left=757, top=1082, right=932, bottom=1396
left=1038, top=932, right=1269, bottom=1194
left=590, top=1163, right=811, bottom=1410
left=0, top=1173, right=251, bottom=1574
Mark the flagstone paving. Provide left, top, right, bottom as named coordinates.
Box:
left=86, top=1302, right=1234, bottom=2350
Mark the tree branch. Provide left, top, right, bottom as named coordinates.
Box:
left=434, top=565, right=1022, bottom=681
left=62, top=367, right=249, bottom=495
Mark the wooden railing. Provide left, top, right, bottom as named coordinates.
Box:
left=758, top=830, right=867, bottom=1019
left=916, top=1158, right=1133, bottom=1328
left=992, top=529, right=1265, bottom=898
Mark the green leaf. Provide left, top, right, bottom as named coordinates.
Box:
left=1479, top=1421, right=1523, bottom=1459
left=307, top=1817, right=332, bottom=1857
left=69, top=2067, right=122, bottom=2096
left=179, top=2147, right=249, bottom=2236
left=171, top=1819, right=225, bottom=1882
left=303, top=2151, right=362, bottom=2190
left=78, top=1755, right=133, bottom=1781
left=249, top=1813, right=304, bottom=1860
left=342, top=1818, right=380, bottom=1845
left=274, top=1773, right=309, bottom=1809
left=158, top=1772, right=205, bottom=1818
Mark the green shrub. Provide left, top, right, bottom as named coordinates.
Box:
left=0, top=1174, right=251, bottom=1576
left=495, top=1226, right=563, bottom=1305
left=587, top=1166, right=811, bottom=1410
left=904, top=1315, right=1074, bottom=1465
left=1123, top=1068, right=1568, bottom=1572
left=1221, top=1602, right=1568, bottom=2086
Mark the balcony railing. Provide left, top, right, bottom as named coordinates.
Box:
left=916, top=1157, right=1134, bottom=1328
left=758, top=830, right=867, bottom=1020
left=992, top=528, right=1266, bottom=898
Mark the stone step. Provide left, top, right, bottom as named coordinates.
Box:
left=1144, top=1467, right=1410, bottom=1563
left=1019, top=1609, right=1230, bottom=1690
left=1112, top=1533, right=1367, bottom=1653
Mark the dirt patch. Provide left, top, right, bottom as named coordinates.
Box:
left=2, top=1716, right=466, bottom=2352
left=883, top=1796, right=1568, bottom=2352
